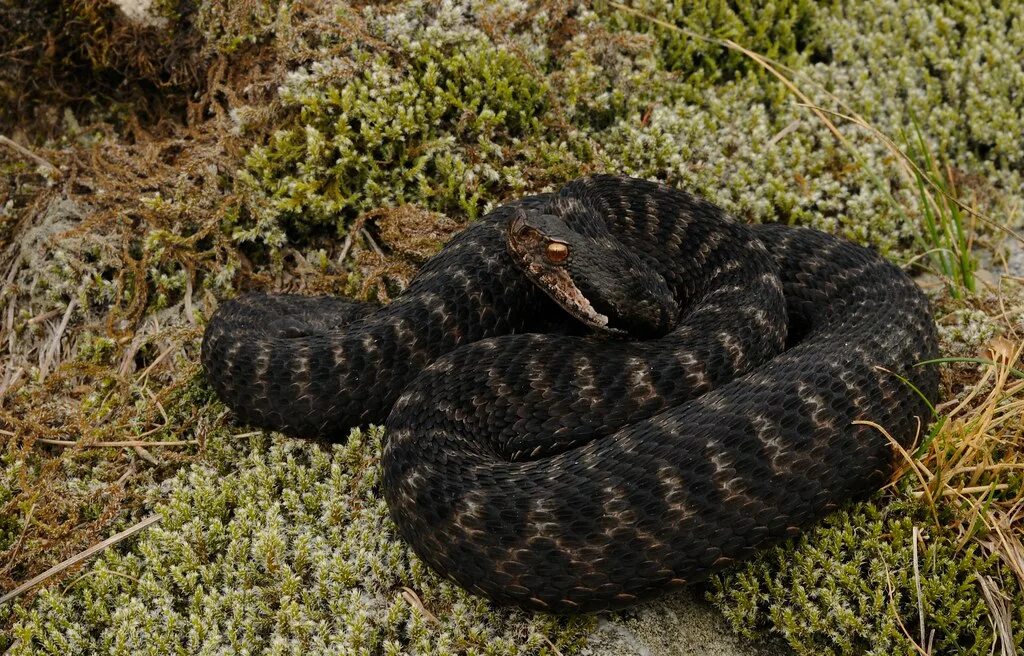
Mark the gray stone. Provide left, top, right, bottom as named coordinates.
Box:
left=585, top=590, right=790, bottom=656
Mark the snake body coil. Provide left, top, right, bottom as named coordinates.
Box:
left=202, top=175, right=938, bottom=613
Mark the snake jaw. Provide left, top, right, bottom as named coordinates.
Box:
left=529, top=262, right=613, bottom=331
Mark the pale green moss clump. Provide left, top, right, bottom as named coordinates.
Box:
left=592, top=0, right=1024, bottom=259
left=6, top=428, right=593, bottom=655
left=812, top=0, right=1024, bottom=175
left=593, top=86, right=911, bottom=254
left=936, top=307, right=1003, bottom=357
left=192, top=0, right=282, bottom=54
left=709, top=497, right=1024, bottom=655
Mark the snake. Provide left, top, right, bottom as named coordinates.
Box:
left=201, top=174, right=938, bottom=613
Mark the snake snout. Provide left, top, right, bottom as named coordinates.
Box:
left=598, top=283, right=679, bottom=339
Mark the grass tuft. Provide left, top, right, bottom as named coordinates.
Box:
left=904, top=114, right=979, bottom=299
left=902, top=337, right=1024, bottom=570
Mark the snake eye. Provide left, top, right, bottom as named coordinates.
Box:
left=546, top=242, right=569, bottom=264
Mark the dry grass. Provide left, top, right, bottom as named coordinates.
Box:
left=0, top=1, right=401, bottom=607
left=858, top=330, right=1024, bottom=655
left=910, top=335, right=1023, bottom=573
left=0, top=6, right=462, bottom=609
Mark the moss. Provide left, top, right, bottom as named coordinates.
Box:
left=935, top=307, right=1003, bottom=357
left=548, top=18, right=675, bottom=131
left=0, top=463, right=20, bottom=553
left=237, top=33, right=554, bottom=248
left=76, top=334, right=119, bottom=365
left=709, top=497, right=1023, bottom=655
left=602, top=0, right=823, bottom=86
left=814, top=0, right=1024, bottom=174
left=5, top=428, right=594, bottom=655
left=192, top=0, right=283, bottom=54
left=593, top=83, right=927, bottom=256
left=590, top=0, right=1024, bottom=258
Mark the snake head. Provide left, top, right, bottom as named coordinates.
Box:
left=506, top=208, right=679, bottom=338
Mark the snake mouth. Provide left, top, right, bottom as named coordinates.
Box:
left=530, top=265, right=617, bottom=332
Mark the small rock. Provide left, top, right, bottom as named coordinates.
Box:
left=584, top=591, right=789, bottom=656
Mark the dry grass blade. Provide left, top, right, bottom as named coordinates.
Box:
left=34, top=438, right=198, bottom=448
left=923, top=339, right=1022, bottom=520
left=855, top=419, right=939, bottom=525
left=976, top=574, right=1016, bottom=656
left=881, top=558, right=933, bottom=656
left=542, top=635, right=565, bottom=656
left=857, top=330, right=1022, bottom=643
left=399, top=586, right=439, bottom=624
left=0, top=514, right=161, bottom=606
left=913, top=526, right=926, bottom=649
left=0, top=135, right=59, bottom=177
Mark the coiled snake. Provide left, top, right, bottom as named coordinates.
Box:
left=202, top=175, right=938, bottom=613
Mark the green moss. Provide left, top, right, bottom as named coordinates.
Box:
left=5, top=428, right=594, bottom=655
left=547, top=19, right=673, bottom=131
left=815, top=0, right=1024, bottom=173
left=590, top=0, right=1024, bottom=257
left=592, top=86, right=914, bottom=255
left=709, top=497, right=1024, bottom=655
left=237, top=34, right=553, bottom=247
left=936, top=307, right=1003, bottom=357
left=0, top=463, right=20, bottom=553
left=602, top=0, right=823, bottom=86
left=76, top=334, right=118, bottom=365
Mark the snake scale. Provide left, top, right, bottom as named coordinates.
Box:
left=202, top=175, right=938, bottom=613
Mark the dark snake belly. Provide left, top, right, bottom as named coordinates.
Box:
left=201, top=175, right=938, bottom=613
